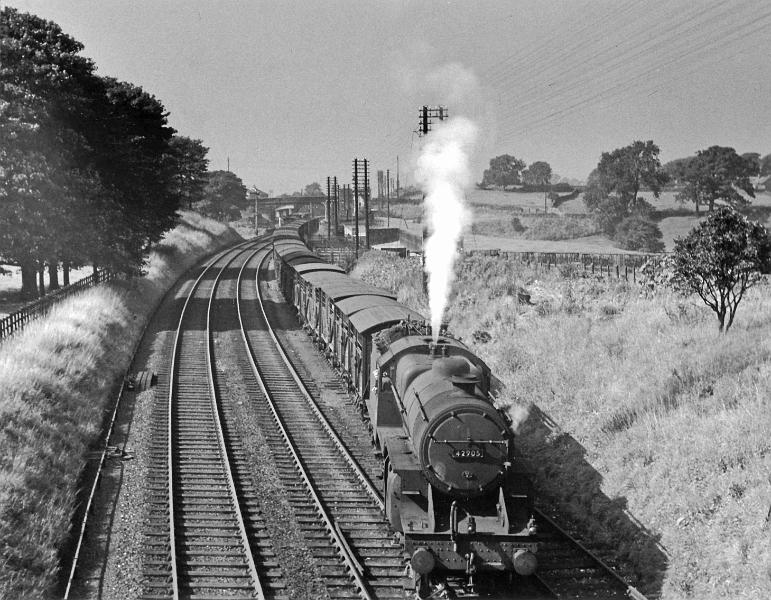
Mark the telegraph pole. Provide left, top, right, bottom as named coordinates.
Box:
left=417, top=105, right=448, bottom=137
left=363, top=159, right=370, bottom=249
left=386, top=168, right=391, bottom=228
left=353, top=159, right=360, bottom=258
left=326, top=176, right=331, bottom=239
left=396, top=156, right=399, bottom=203
left=333, top=176, right=339, bottom=237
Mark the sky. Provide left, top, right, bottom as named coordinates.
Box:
left=7, top=0, right=771, bottom=194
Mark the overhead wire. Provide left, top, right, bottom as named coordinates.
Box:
left=497, top=8, right=771, bottom=140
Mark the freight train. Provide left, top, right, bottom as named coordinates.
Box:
left=271, top=221, right=539, bottom=596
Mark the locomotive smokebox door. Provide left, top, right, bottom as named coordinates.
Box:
left=422, top=408, right=508, bottom=496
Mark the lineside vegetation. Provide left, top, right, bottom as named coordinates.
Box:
left=353, top=249, right=771, bottom=599
left=0, top=212, right=241, bottom=599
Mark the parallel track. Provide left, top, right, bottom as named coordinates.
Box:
left=141, top=242, right=285, bottom=600
left=235, top=248, right=408, bottom=599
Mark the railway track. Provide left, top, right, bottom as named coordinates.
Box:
left=101, top=233, right=647, bottom=600
left=141, top=242, right=286, bottom=600
left=234, top=247, right=408, bottom=599
left=533, top=508, right=647, bottom=599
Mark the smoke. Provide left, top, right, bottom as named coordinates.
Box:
left=415, top=117, right=478, bottom=341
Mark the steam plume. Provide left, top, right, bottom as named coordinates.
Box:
left=415, top=117, right=478, bottom=341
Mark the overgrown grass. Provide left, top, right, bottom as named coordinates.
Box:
left=353, top=250, right=771, bottom=599
left=0, top=210, right=242, bottom=599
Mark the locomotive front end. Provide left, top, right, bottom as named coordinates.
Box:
left=376, top=335, right=539, bottom=592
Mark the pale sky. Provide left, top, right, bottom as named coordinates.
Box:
left=7, top=0, right=771, bottom=193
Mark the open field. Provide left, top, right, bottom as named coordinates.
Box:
left=353, top=249, right=771, bottom=600
left=0, top=266, right=92, bottom=318
left=383, top=190, right=771, bottom=253
left=0, top=211, right=242, bottom=599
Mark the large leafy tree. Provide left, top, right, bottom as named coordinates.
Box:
left=676, top=146, right=756, bottom=214
left=200, top=170, right=247, bottom=220
left=480, top=154, right=526, bottom=187
left=1, top=7, right=184, bottom=294
left=583, top=140, right=668, bottom=240
left=168, top=136, right=209, bottom=209
left=522, top=160, right=552, bottom=186
left=0, top=7, right=96, bottom=296
left=672, top=207, right=770, bottom=332
left=585, top=140, right=669, bottom=211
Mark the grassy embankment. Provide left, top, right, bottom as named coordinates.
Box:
left=0, top=211, right=243, bottom=599
left=353, top=250, right=771, bottom=600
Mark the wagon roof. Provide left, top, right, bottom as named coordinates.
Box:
left=300, top=271, right=395, bottom=300
left=273, top=240, right=307, bottom=252
left=336, top=294, right=405, bottom=316
left=284, top=253, right=323, bottom=265
left=349, top=304, right=425, bottom=335
left=294, top=262, right=345, bottom=274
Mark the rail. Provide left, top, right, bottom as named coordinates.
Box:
left=236, top=247, right=380, bottom=599
left=0, top=269, right=116, bottom=342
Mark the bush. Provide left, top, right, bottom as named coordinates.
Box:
left=613, top=216, right=665, bottom=252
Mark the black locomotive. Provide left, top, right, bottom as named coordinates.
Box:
left=271, top=221, right=539, bottom=595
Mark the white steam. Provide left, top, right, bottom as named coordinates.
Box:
left=415, top=117, right=478, bottom=341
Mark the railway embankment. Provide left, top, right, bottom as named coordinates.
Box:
left=352, top=249, right=771, bottom=600
left=0, top=211, right=243, bottom=599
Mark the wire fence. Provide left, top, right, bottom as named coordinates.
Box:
left=0, top=269, right=117, bottom=342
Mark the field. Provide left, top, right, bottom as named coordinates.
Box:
left=0, top=211, right=243, bottom=599
left=381, top=190, right=771, bottom=254
left=352, top=250, right=771, bottom=600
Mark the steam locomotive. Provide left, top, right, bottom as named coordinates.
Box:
left=271, top=222, right=539, bottom=595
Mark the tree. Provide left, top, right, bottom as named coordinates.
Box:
left=662, top=157, right=692, bottom=186
left=583, top=141, right=668, bottom=237
left=671, top=207, right=771, bottom=332
left=0, top=7, right=96, bottom=296
left=480, top=154, right=526, bottom=187
left=676, top=146, right=756, bottom=213
left=168, top=136, right=209, bottom=209
left=303, top=182, right=323, bottom=196
left=200, top=170, right=247, bottom=220
left=522, top=160, right=552, bottom=186
left=590, top=140, right=668, bottom=209
left=1, top=8, right=186, bottom=289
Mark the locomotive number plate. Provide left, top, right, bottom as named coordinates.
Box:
left=451, top=447, right=485, bottom=459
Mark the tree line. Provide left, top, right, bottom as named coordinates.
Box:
left=0, top=8, right=215, bottom=299
left=481, top=142, right=768, bottom=252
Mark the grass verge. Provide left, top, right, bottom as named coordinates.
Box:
left=352, top=250, right=771, bottom=599
left=0, top=210, right=242, bottom=599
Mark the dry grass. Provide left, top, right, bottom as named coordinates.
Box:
left=0, top=210, right=242, bottom=599
left=353, top=250, right=771, bottom=599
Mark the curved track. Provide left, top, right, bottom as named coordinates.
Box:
left=126, top=233, right=647, bottom=600
left=141, top=242, right=285, bottom=600
left=234, top=247, right=408, bottom=599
